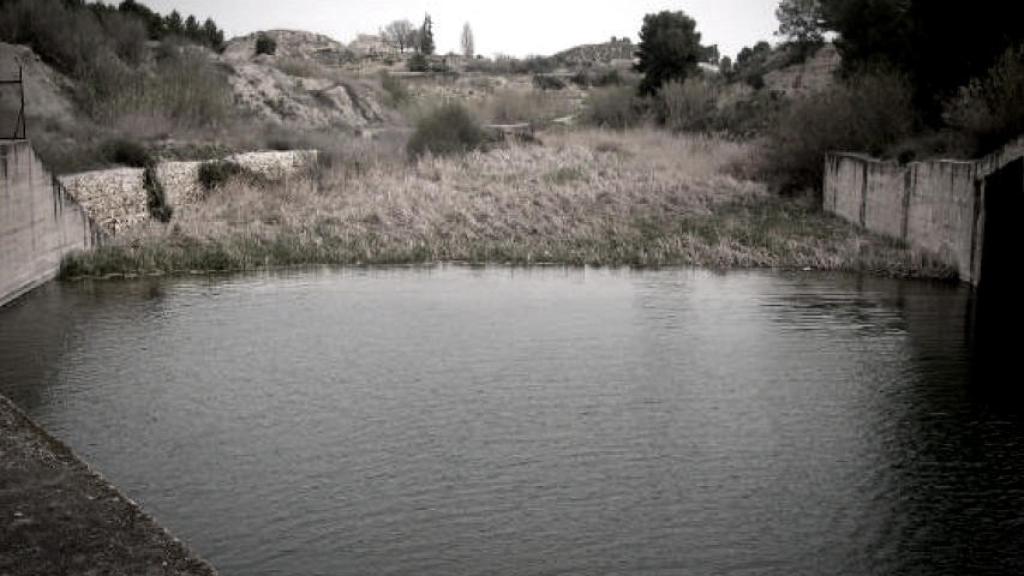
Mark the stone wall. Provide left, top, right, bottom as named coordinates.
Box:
left=1, top=141, right=100, bottom=307
left=823, top=141, right=1024, bottom=284
left=59, top=168, right=147, bottom=234
left=60, top=150, right=317, bottom=235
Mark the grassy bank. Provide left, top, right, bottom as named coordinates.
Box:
left=61, top=129, right=958, bottom=280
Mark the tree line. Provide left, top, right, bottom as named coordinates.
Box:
left=381, top=15, right=476, bottom=59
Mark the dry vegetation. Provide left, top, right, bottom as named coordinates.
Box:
left=61, top=129, right=955, bottom=279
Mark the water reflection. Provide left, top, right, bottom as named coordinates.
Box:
left=0, top=267, right=1021, bottom=575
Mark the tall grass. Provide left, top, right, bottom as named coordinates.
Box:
left=472, top=89, right=576, bottom=126
left=583, top=86, right=647, bottom=129
left=658, top=78, right=718, bottom=133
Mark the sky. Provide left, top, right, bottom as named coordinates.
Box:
left=136, top=0, right=781, bottom=59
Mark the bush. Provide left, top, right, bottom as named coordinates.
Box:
left=532, top=74, right=566, bottom=91
left=407, top=102, right=486, bottom=158
left=146, top=46, right=233, bottom=127
left=760, top=69, right=916, bottom=193
left=99, top=10, right=148, bottom=66
left=408, top=53, right=429, bottom=72
left=584, top=86, right=647, bottom=129
left=658, top=78, right=718, bottom=132
left=592, top=68, right=623, bottom=87
left=255, top=33, right=277, bottom=56
left=104, top=138, right=150, bottom=167
left=380, top=72, right=411, bottom=106
left=143, top=161, right=173, bottom=222
left=198, top=160, right=244, bottom=191
left=710, top=91, right=784, bottom=138
left=945, top=44, right=1024, bottom=155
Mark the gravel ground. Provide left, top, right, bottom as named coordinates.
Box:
left=0, top=394, right=218, bottom=576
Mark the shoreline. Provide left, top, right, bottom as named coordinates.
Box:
left=59, top=198, right=961, bottom=283
left=57, top=131, right=961, bottom=284
left=0, top=394, right=218, bottom=576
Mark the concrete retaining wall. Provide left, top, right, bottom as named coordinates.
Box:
left=61, top=150, right=317, bottom=235
left=824, top=140, right=1024, bottom=284
left=1, top=141, right=101, bottom=307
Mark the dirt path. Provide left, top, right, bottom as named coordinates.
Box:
left=0, top=394, right=217, bottom=576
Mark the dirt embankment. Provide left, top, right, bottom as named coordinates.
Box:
left=0, top=395, right=218, bottom=576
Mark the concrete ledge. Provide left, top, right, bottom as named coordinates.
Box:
left=0, top=394, right=218, bottom=576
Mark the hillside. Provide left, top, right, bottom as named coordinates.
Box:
left=222, top=30, right=355, bottom=65
left=1, top=29, right=391, bottom=172
left=0, top=42, right=75, bottom=125
left=221, top=30, right=387, bottom=130
left=554, top=38, right=635, bottom=68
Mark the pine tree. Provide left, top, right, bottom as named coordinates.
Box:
left=461, top=23, right=474, bottom=58
left=418, top=14, right=435, bottom=55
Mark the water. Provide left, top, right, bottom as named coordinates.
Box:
left=1, top=267, right=1021, bottom=576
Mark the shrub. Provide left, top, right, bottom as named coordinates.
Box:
left=198, top=160, right=244, bottom=191
left=407, top=102, right=486, bottom=158
left=760, top=69, right=916, bottom=193
left=592, top=68, right=623, bottom=87
left=584, top=86, right=647, bottom=129
left=380, top=73, right=411, bottom=106
left=104, top=138, right=150, bottom=167
left=135, top=47, right=232, bottom=128
left=99, top=10, right=148, bottom=66
left=408, top=53, right=429, bottom=72
left=143, top=161, right=173, bottom=222
left=945, top=44, right=1024, bottom=155
left=255, top=33, right=277, bottom=56
left=710, top=91, right=784, bottom=138
left=658, top=78, right=718, bottom=132
left=533, top=74, right=566, bottom=91
left=570, top=71, right=590, bottom=88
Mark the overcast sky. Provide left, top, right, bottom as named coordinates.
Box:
left=136, top=0, right=780, bottom=58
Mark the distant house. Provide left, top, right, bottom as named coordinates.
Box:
left=349, top=34, right=394, bottom=59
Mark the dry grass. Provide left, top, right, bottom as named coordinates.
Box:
left=470, top=88, right=578, bottom=127
left=61, top=129, right=957, bottom=279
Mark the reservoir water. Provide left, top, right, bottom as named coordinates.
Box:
left=1, top=267, right=1021, bottom=575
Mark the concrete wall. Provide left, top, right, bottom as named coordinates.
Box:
left=1, top=141, right=100, bottom=307
left=824, top=141, right=1024, bottom=284
left=60, top=150, right=317, bottom=235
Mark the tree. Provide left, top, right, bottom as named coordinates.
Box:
left=461, top=22, right=474, bottom=59
left=164, top=9, right=183, bottom=35
left=817, top=0, right=1024, bottom=122
left=776, top=0, right=825, bottom=46
left=635, top=11, right=703, bottom=96
left=701, top=44, right=720, bottom=65
left=733, top=40, right=773, bottom=88
left=202, top=18, right=225, bottom=51
left=383, top=19, right=415, bottom=53
left=418, top=14, right=434, bottom=55
left=255, top=32, right=277, bottom=56
left=719, top=55, right=733, bottom=77
left=184, top=14, right=199, bottom=39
